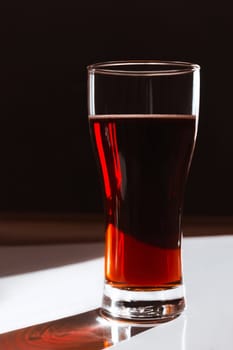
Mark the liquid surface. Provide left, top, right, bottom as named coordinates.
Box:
left=89, top=114, right=196, bottom=288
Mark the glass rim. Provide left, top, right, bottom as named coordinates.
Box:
left=87, top=60, right=200, bottom=77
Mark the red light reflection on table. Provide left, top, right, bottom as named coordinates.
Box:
left=0, top=309, right=152, bottom=349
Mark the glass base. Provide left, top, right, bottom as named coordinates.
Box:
left=101, top=283, right=185, bottom=323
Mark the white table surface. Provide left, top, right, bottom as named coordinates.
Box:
left=0, top=236, right=232, bottom=349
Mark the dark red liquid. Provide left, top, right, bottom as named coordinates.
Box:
left=89, top=115, right=196, bottom=289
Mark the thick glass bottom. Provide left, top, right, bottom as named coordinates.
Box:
left=101, top=283, right=185, bottom=323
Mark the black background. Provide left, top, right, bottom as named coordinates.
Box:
left=0, top=1, right=232, bottom=215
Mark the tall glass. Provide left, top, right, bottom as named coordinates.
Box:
left=87, top=60, right=200, bottom=322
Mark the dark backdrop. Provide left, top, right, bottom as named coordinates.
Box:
left=0, top=1, right=232, bottom=215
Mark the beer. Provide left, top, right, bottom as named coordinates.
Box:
left=89, top=114, right=196, bottom=289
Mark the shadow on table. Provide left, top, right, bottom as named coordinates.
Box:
left=0, top=243, right=104, bottom=276
left=0, top=308, right=153, bottom=349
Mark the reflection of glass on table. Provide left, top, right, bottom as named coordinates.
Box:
left=0, top=309, right=153, bottom=349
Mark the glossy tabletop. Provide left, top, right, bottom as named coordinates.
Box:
left=0, top=235, right=232, bottom=349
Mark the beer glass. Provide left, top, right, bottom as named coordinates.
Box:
left=87, top=60, right=200, bottom=322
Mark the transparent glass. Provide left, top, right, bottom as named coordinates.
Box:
left=87, top=60, right=200, bottom=322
